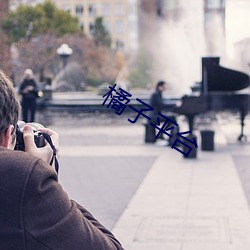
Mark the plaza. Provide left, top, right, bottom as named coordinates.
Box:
left=37, top=108, right=250, bottom=250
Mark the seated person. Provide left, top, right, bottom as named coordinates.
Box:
left=148, top=80, right=178, bottom=143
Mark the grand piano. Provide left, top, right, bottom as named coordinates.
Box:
left=176, top=57, right=250, bottom=141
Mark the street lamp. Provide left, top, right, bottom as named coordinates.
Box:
left=56, top=43, right=73, bottom=68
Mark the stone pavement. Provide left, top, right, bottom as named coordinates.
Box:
left=111, top=121, right=250, bottom=250
left=45, top=112, right=250, bottom=250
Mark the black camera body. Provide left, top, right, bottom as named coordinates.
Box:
left=14, top=123, right=46, bottom=151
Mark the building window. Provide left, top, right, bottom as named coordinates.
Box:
left=164, top=0, right=177, bottom=10
left=89, top=22, right=95, bottom=33
left=103, top=20, right=112, bottom=32
left=64, top=5, right=71, bottom=13
left=205, top=0, right=225, bottom=9
left=80, top=22, right=84, bottom=32
left=115, top=20, right=124, bottom=33
left=115, top=3, right=125, bottom=16
left=76, top=5, right=84, bottom=16
left=116, top=39, right=124, bottom=50
left=102, top=3, right=111, bottom=16
left=89, top=4, right=96, bottom=17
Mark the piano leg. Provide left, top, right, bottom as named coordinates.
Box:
left=238, top=109, right=247, bottom=142
left=185, top=110, right=247, bottom=141
left=187, top=115, right=195, bottom=133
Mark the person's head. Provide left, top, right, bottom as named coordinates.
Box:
left=24, top=69, right=33, bottom=79
left=156, top=80, right=166, bottom=92
left=0, top=71, right=20, bottom=149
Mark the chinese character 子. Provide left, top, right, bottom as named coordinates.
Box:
left=150, top=113, right=178, bottom=139
left=171, top=131, right=198, bottom=157
left=102, top=84, right=132, bottom=115
left=128, top=99, right=154, bottom=123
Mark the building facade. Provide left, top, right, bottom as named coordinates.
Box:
left=9, top=0, right=44, bottom=10
left=51, top=0, right=138, bottom=51
left=138, top=0, right=226, bottom=55
left=137, top=0, right=157, bottom=42
left=9, top=0, right=139, bottom=51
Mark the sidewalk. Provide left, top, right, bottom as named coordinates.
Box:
left=52, top=112, right=250, bottom=250
left=112, top=124, right=250, bottom=249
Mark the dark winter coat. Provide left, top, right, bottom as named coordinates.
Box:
left=0, top=147, right=124, bottom=250
left=148, top=89, right=164, bottom=123
left=19, top=79, right=38, bottom=99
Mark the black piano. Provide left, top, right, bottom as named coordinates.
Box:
left=176, top=57, right=250, bottom=141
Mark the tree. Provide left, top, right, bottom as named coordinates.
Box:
left=0, top=0, right=12, bottom=75
left=91, top=17, right=112, bottom=47
left=13, top=33, right=121, bottom=90
left=128, top=49, right=153, bottom=88
left=1, top=0, right=80, bottom=43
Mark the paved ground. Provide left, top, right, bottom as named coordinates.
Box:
left=36, top=109, right=250, bottom=250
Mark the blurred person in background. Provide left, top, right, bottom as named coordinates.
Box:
left=19, top=69, right=39, bottom=123
left=149, top=80, right=178, bottom=144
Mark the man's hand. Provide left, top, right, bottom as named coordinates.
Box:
left=22, top=125, right=59, bottom=165
left=23, top=86, right=34, bottom=94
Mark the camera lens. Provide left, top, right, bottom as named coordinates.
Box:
left=18, top=122, right=44, bottom=131
left=14, top=121, right=46, bottom=151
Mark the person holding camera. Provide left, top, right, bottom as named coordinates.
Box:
left=0, top=70, right=124, bottom=249
left=19, top=69, right=39, bottom=123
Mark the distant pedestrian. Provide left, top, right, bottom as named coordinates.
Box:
left=19, top=69, right=39, bottom=122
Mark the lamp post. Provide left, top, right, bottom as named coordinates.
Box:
left=56, top=43, right=73, bottom=68
left=56, top=43, right=73, bottom=89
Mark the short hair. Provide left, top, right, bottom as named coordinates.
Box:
left=0, top=71, right=20, bottom=143
left=156, top=80, right=166, bottom=90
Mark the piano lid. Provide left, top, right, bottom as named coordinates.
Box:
left=201, top=57, right=250, bottom=92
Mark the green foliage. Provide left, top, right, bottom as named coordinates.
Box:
left=1, top=0, right=80, bottom=42
left=86, top=73, right=104, bottom=87
left=92, top=17, right=111, bottom=47
left=128, top=50, right=153, bottom=88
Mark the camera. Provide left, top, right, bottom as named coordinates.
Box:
left=14, top=122, right=46, bottom=151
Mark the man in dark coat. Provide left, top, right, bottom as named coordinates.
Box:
left=148, top=80, right=166, bottom=124
left=19, top=69, right=39, bottom=123
left=0, top=70, right=124, bottom=249
left=148, top=81, right=178, bottom=143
